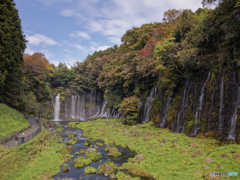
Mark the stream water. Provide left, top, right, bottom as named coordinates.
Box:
left=52, top=121, right=143, bottom=180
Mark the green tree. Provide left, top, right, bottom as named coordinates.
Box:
left=0, top=0, right=26, bottom=85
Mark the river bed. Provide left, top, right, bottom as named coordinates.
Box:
left=52, top=121, right=138, bottom=180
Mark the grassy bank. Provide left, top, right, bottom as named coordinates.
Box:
left=0, top=126, right=64, bottom=180
left=69, top=119, right=240, bottom=180
left=0, top=103, right=29, bottom=141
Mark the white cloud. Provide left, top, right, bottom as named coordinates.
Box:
left=24, top=46, right=35, bottom=55
left=90, top=45, right=111, bottom=52
left=90, top=41, right=98, bottom=46
left=108, top=37, right=121, bottom=44
left=60, top=9, right=75, bottom=17
left=69, top=31, right=91, bottom=40
left=71, top=44, right=86, bottom=51
left=63, top=49, right=73, bottom=53
left=26, top=34, right=58, bottom=46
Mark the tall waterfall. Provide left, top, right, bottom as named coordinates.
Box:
left=65, top=90, right=104, bottom=121
left=51, top=93, right=60, bottom=120
left=219, top=68, right=225, bottom=131
left=172, top=77, right=191, bottom=133
left=159, top=96, right=171, bottom=128
left=141, top=87, right=158, bottom=123
left=193, top=71, right=211, bottom=135
left=229, top=72, right=240, bottom=140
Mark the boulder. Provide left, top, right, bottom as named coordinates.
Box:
left=203, top=165, right=209, bottom=170
left=136, top=154, right=145, bottom=163
left=161, top=139, right=167, bottom=143
left=105, top=120, right=110, bottom=124
left=218, top=164, right=222, bottom=169
left=221, top=154, right=229, bottom=158
left=205, top=158, right=214, bottom=163
left=87, top=148, right=96, bottom=152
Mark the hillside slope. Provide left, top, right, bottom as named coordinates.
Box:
left=0, top=103, right=29, bottom=142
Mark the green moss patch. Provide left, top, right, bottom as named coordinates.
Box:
left=86, top=151, right=102, bottom=161
left=105, top=146, right=121, bottom=157
left=71, top=119, right=240, bottom=180
left=73, top=156, right=92, bottom=168
left=84, top=166, right=97, bottom=174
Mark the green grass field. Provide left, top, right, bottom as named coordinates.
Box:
left=0, top=103, right=29, bottom=142
left=69, top=119, right=240, bottom=180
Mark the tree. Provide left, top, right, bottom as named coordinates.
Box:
left=0, top=0, right=27, bottom=86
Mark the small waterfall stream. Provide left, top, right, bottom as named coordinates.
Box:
left=208, top=79, right=216, bottom=131
left=159, top=96, right=171, bottom=128
left=229, top=72, right=240, bottom=140
left=193, top=71, right=211, bottom=135
left=51, top=93, right=61, bottom=120
left=141, top=87, right=158, bottom=123
left=219, top=68, right=225, bottom=131
left=172, top=78, right=191, bottom=133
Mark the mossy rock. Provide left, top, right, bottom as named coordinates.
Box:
left=73, top=156, right=92, bottom=168
left=105, top=147, right=121, bottom=157
left=75, top=152, right=80, bottom=155
left=65, top=146, right=73, bottom=153
left=86, top=151, right=102, bottom=161
left=98, top=162, right=118, bottom=175
left=84, top=166, right=97, bottom=174
left=67, top=138, right=78, bottom=145
left=63, top=164, right=70, bottom=172
left=96, top=142, right=103, bottom=146
left=115, top=171, right=126, bottom=178
left=57, top=148, right=69, bottom=156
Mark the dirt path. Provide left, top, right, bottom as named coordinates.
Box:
left=0, top=118, right=41, bottom=147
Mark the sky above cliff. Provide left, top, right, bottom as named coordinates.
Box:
left=15, top=0, right=207, bottom=67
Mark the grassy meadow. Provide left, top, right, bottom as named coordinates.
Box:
left=0, top=126, right=64, bottom=180
left=68, top=119, right=240, bottom=180
left=0, top=103, right=29, bottom=142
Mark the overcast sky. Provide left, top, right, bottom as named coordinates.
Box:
left=15, top=0, right=206, bottom=67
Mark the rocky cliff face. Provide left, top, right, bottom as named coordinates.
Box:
left=149, top=66, right=240, bottom=143
left=53, top=90, right=121, bottom=121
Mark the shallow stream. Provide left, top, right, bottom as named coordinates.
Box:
left=53, top=121, right=137, bottom=180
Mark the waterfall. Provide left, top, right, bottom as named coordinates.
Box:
left=51, top=93, right=60, bottom=120
left=99, top=99, right=109, bottom=118
left=219, top=68, right=225, bottom=131
left=71, top=95, right=77, bottom=119
left=228, top=72, right=240, bottom=140
left=159, top=96, right=171, bottom=128
left=66, top=90, right=104, bottom=121
left=208, top=79, right=216, bottom=131
left=193, top=71, right=211, bottom=135
left=173, top=77, right=191, bottom=133
left=142, top=87, right=158, bottom=123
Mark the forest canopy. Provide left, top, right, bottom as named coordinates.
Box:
left=1, top=0, right=239, bottom=120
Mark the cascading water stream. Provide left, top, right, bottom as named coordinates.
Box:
left=219, top=68, right=225, bottom=131
left=228, top=73, right=240, bottom=140
left=159, top=96, right=171, bottom=128
left=71, top=95, right=77, bottom=119
left=208, top=79, right=216, bottom=131
left=193, top=71, right=211, bottom=135
left=51, top=93, right=60, bottom=120
left=174, top=77, right=191, bottom=133
left=142, top=87, right=158, bottom=123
